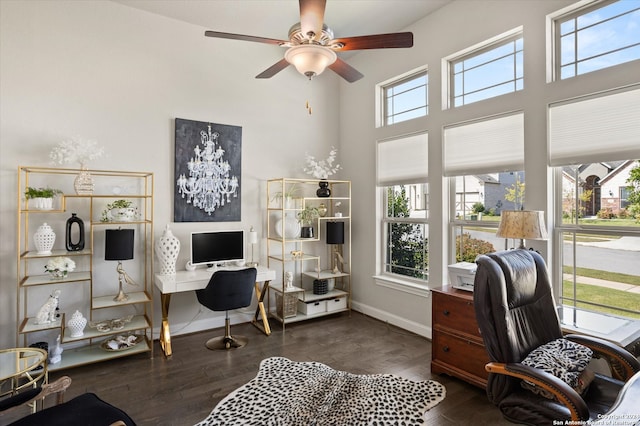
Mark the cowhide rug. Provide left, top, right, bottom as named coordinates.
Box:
left=195, top=356, right=446, bottom=426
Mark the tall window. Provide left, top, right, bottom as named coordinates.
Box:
left=550, top=87, right=640, bottom=322
left=444, top=112, right=525, bottom=263
left=447, top=29, right=523, bottom=107
left=554, top=0, right=640, bottom=80
left=376, top=133, right=429, bottom=288
left=379, top=69, right=428, bottom=126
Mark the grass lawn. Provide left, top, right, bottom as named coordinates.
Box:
left=563, top=266, right=640, bottom=285
left=562, top=281, right=640, bottom=319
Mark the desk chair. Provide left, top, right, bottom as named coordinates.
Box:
left=473, top=249, right=639, bottom=425
left=196, top=267, right=257, bottom=350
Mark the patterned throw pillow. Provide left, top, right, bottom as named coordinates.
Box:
left=520, top=338, right=594, bottom=399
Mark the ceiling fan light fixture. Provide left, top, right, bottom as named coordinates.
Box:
left=284, top=45, right=337, bottom=79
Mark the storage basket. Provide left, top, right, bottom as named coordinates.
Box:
left=276, top=292, right=298, bottom=318
left=313, top=279, right=328, bottom=295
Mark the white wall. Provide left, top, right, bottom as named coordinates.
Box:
left=2, top=0, right=639, bottom=351
left=338, top=0, right=640, bottom=336
left=0, top=0, right=340, bottom=349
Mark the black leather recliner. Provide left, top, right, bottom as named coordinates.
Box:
left=473, top=249, right=639, bottom=425
left=196, top=267, right=257, bottom=350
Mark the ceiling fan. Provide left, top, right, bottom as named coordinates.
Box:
left=204, top=0, right=413, bottom=83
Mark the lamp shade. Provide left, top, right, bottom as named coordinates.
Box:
left=248, top=227, right=258, bottom=244
left=326, top=221, right=345, bottom=245
left=496, top=210, right=548, bottom=240
left=105, top=229, right=134, bottom=261
left=284, top=45, right=337, bottom=78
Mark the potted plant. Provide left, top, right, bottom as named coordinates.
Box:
left=25, top=187, right=63, bottom=210
left=271, top=183, right=300, bottom=209
left=102, top=199, right=136, bottom=222
left=297, top=206, right=319, bottom=238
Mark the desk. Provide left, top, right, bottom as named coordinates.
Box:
left=154, top=266, right=276, bottom=357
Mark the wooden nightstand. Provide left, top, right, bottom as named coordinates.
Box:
left=430, top=286, right=489, bottom=388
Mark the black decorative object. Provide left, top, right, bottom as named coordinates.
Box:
left=300, top=226, right=314, bottom=239
left=326, top=221, right=345, bottom=244
left=313, top=279, right=328, bottom=295
left=29, top=341, right=48, bottom=370
left=65, top=213, right=85, bottom=251
left=316, top=181, right=331, bottom=197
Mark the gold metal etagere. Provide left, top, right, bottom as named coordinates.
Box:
left=266, top=178, right=351, bottom=328
left=16, top=166, right=154, bottom=370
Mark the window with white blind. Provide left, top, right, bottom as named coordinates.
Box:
left=445, top=112, right=525, bottom=263
left=446, top=28, right=523, bottom=107
left=551, top=86, right=640, bottom=322
left=376, top=133, right=429, bottom=290
left=553, top=0, right=640, bottom=81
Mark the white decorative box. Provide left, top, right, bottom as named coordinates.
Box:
left=326, top=297, right=347, bottom=312
left=448, top=262, right=477, bottom=291
left=298, top=300, right=327, bottom=315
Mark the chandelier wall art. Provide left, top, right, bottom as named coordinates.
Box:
left=174, top=118, right=242, bottom=222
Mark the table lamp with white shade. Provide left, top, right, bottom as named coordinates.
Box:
left=247, top=226, right=259, bottom=267
left=496, top=210, right=548, bottom=249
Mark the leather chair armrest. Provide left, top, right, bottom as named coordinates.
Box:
left=565, top=334, right=640, bottom=381
left=0, top=376, right=71, bottom=417
left=486, top=362, right=590, bottom=421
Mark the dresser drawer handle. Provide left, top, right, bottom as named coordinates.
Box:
left=443, top=310, right=450, bottom=316
left=443, top=346, right=450, bottom=352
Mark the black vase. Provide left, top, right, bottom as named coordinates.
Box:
left=66, top=213, right=85, bottom=251
left=316, top=181, right=331, bottom=197
left=300, top=226, right=314, bottom=239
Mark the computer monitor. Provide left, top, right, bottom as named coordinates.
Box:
left=190, top=230, right=244, bottom=268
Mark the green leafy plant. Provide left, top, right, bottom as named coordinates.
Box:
left=455, top=233, right=495, bottom=263
left=106, top=199, right=133, bottom=210
left=271, top=183, right=300, bottom=205
left=297, top=206, right=319, bottom=225
left=101, top=199, right=134, bottom=222
left=471, top=202, right=485, bottom=214
left=24, top=186, right=62, bottom=199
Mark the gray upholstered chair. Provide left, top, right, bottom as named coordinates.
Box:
left=196, top=267, right=257, bottom=350
left=473, top=249, right=639, bottom=425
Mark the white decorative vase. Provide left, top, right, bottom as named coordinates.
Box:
left=74, top=165, right=95, bottom=195
left=274, top=213, right=301, bottom=239
left=66, top=310, right=87, bottom=338
left=31, top=197, right=54, bottom=210
left=156, top=225, right=180, bottom=275
left=33, top=223, right=55, bottom=254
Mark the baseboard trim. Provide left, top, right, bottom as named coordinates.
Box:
left=351, top=301, right=432, bottom=339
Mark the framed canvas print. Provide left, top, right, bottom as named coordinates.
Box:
left=174, top=118, right=242, bottom=222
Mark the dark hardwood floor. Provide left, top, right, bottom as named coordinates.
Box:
left=4, top=312, right=512, bottom=425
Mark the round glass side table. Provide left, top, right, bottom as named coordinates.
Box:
left=0, top=347, right=48, bottom=411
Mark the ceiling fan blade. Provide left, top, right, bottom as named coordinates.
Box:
left=332, top=32, right=413, bottom=51
left=299, top=0, right=326, bottom=41
left=328, top=58, right=364, bottom=83
left=255, top=59, right=290, bottom=79
left=205, top=30, right=287, bottom=46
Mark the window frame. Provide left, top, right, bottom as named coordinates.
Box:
left=443, top=27, right=524, bottom=109
left=551, top=0, right=640, bottom=81
left=376, top=183, right=430, bottom=296
left=553, top=165, right=640, bottom=320
left=376, top=66, right=428, bottom=128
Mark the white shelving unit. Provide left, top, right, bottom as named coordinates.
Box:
left=266, top=178, right=351, bottom=327
left=16, top=166, right=153, bottom=370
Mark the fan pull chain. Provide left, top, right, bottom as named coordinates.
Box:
left=306, top=100, right=312, bottom=115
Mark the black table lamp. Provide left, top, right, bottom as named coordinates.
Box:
left=326, top=221, right=345, bottom=274
left=105, top=228, right=136, bottom=302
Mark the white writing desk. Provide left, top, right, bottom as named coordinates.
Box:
left=154, top=265, right=276, bottom=357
